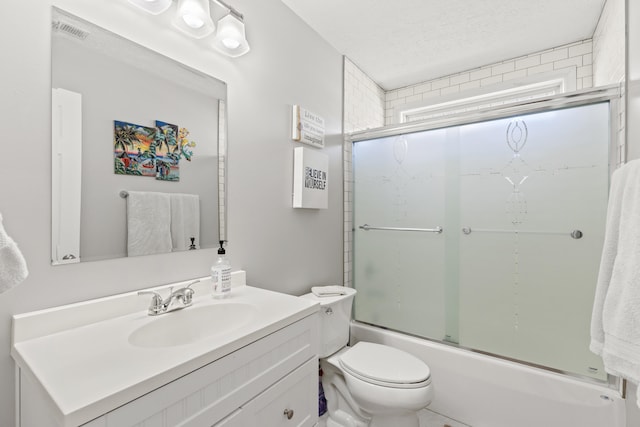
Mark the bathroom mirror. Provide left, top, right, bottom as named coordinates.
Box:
left=51, top=8, right=227, bottom=265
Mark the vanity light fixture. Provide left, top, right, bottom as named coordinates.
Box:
left=173, top=0, right=216, bottom=39
left=126, top=0, right=250, bottom=57
left=127, top=0, right=173, bottom=15
left=212, top=6, right=250, bottom=57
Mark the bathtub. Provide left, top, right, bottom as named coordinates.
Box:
left=350, top=322, right=626, bottom=427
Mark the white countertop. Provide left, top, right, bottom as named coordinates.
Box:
left=11, top=274, right=318, bottom=427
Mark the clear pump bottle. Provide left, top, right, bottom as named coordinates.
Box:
left=211, top=240, right=231, bottom=298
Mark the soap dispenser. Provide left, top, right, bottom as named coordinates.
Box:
left=211, top=240, right=231, bottom=298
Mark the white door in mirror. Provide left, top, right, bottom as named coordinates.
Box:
left=51, top=88, right=82, bottom=265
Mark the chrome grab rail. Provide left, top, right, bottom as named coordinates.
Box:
left=461, top=227, right=583, bottom=239
left=358, top=224, right=443, bottom=234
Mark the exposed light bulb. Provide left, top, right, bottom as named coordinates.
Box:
left=218, top=18, right=242, bottom=48
left=182, top=14, right=204, bottom=29
left=172, top=0, right=214, bottom=38
left=222, top=38, right=240, bottom=49
left=213, top=12, right=250, bottom=57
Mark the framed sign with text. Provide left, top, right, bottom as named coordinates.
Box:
left=291, top=105, right=325, bottom=148
left=293, top=147, right=328, bottom=209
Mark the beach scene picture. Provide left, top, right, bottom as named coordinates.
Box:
left=113, top=120, right=157, bottom=177
left=114, top=119, right=195, bottom=181
left=155, top=120, right=181, bottom=182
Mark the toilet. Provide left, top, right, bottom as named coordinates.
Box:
left=302, top=287, right=433, bottom=427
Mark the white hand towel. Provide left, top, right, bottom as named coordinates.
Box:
left=312, top=285, right=347, bottom=297
left=590, top=159, right=640, bottom=407
left=0, top=213, right=28, bottom=294
left=170, top=193, right=200, bottom=251
left=127, top=191, right=172, bottom=257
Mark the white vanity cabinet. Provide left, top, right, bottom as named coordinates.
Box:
left=12, top=279, right=320, bottom=427
left=18, top=314, right=317, bottom=427
left=211, top=410, right=243, bottom=426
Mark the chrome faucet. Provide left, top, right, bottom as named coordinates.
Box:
left=138, top=280, right=199, bottom=316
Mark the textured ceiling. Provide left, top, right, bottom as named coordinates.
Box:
left=281, top=0, right=607, bottom=90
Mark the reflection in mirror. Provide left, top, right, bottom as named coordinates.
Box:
left=51, top=8, right=227, bottom=265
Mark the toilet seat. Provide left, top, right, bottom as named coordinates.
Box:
left=339, top=342, right=431, bottom=389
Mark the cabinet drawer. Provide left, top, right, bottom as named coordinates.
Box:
left=242, top=359, right=317, bottom=427
left=212, top=409, right=242, bottom=426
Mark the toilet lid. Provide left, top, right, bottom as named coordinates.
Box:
left=339, top=342, right=431, bottom=388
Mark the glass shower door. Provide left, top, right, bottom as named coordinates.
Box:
left=457, top=103, right=609, bottom=379
left=353, top=129, right=448, bottom=340
left=352, top=101, right=610, bottom=381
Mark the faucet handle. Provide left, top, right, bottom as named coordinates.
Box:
left=138, top=290, right=164, bottom=315
left=184, top=279, right=200, bottom=290
left=183, top=288, right=194, bottom=304
left=137, top=290, right=163, bottom=300
left=182, top=280, right=199, bottom=304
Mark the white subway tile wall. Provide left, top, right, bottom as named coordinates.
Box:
left=384, top=40, right=594, bottom=126
left=342, top=57, right=385, bottom=287
left=593, top=0, right=625, bottom=87
left=592, top=0, right=626, bottom=166
left=343, top=58, right=386, bottom=134
left=343, top=137, right=352, bottom=288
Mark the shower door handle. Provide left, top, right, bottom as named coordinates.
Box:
left=461, top=226, right=583, bottom=239
left=358, top=224, right=443, bottom=233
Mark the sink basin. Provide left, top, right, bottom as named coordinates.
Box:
left=128, top=302, right=258, bottom=348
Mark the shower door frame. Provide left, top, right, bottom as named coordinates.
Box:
left=344, top=84, right=624, bottom=392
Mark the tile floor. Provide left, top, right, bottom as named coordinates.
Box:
left=317, top=408, right=470, bottom=427
left=418, top=409, right=470, bottom=427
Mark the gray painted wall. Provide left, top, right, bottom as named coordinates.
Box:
left=0, top=0, right=343, bottom=425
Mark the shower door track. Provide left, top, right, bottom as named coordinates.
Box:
left=353, top=319, right=620, bottom=391
left=348, top=85, right=621, bottom=144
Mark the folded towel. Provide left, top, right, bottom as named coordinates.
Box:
left=126, top=191, right=172, bottom=257
left=590, top=159, right=640, bottom=407
left=170, top=193, right=200, bottom=251
left=312, top=285, right=347, bottom=297
left=0, top=213, right=28, bottom=294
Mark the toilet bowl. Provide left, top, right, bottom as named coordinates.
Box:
left=301, top=288, right=433, bottom=427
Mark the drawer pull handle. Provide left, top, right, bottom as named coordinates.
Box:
left=283, top=408, right=294, bottom=420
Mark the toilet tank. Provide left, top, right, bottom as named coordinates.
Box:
left=301, top=287, right=357, bottom=358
